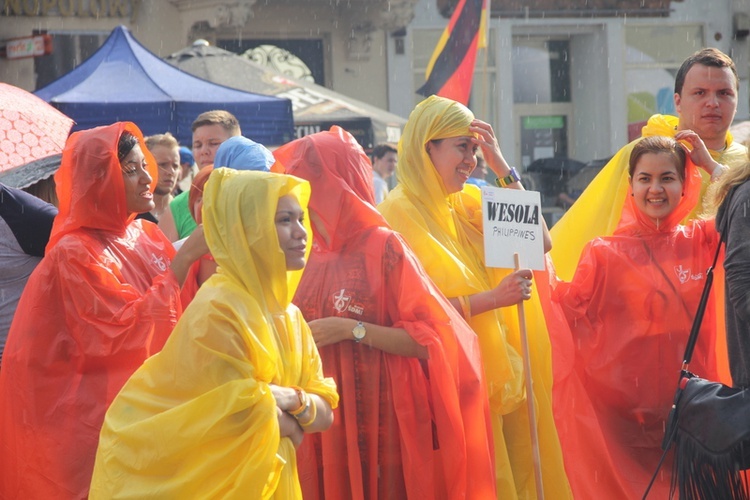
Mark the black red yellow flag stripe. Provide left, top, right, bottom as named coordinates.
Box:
left=417, top=0, right=488, bottom=105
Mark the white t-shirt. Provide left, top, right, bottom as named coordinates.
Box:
left=372, top=170, right=389, bottom=205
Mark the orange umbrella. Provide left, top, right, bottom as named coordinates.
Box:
left=0, top=83, right=73, bottom=173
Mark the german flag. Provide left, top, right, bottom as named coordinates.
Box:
left=417, top=0, right=488, bottom=105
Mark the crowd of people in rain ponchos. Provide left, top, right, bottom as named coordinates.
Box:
left=0, top=46, right=749, bottom=500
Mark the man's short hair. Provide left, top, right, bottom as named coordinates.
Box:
left=372, top=143, right=397, bottom=160
left=144, top=132, right=179, bottom=152
left=191, top=110, right=241, bottom=136
left=674, top=48, right=738, bottom=95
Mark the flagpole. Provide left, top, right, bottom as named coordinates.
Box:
left=480, top=0, right=490, bottom=120
left=514, top=252, right=545, bottom=500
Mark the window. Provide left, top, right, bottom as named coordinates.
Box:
left=33, top=31, right=108, bottom=90
left=512, top=38, right=570, bottom=104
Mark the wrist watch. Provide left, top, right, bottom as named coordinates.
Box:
left=495, top=167, right=521, bottom=187
left=352, top=321, right=366, bottom=343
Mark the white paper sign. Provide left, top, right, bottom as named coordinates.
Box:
left=481, top=186, right=545, bottom=270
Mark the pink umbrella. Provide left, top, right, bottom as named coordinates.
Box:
left=0, top=83, right=73, bottom=173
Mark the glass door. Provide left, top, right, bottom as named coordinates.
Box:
left=511, top=37, right=574, bottom=225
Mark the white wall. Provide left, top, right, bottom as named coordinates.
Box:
left=388, top=0, right=445, bottom=119
left=570, top=24, right=621, bottom=161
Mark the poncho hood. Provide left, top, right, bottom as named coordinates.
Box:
left=645, top=114, right=740, bottom=148
left=213, top=135, right=274, bottom=171
left=272, top=126, right=385, bottom=251
left=616, top=156, right=703, bottom=234
left=202, top=168, right=310, bottom=311
left=397, top=95, right=477, bottom=236
left=48, top=122, right=157, bottom=250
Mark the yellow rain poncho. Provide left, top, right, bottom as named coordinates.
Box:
left=551, top=114, right=748, bottom=281
left=379, top=95, right=571, bottom=499
left=90, top=169, right=338, bottom=499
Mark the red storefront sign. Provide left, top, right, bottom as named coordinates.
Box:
left=4, top=35, right=53, bottom=60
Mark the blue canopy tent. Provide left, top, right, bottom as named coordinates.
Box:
left=35, top=26, right=294, bottom=146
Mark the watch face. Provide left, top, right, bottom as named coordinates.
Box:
left=352, top=322, right=366, bottom=340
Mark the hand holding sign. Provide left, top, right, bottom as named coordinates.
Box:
left=491, top=268, right=534, bottom=306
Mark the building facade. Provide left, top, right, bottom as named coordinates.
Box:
left=1, top=0, right=748, bottom=170
left=402, top=0, right=750, bottom=168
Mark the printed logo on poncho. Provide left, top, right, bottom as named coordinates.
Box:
left=332, top=288, right=364, bottom=315
left=151, top=253, right=167, bottom=272
left=674, top=264, right=703, bottom=284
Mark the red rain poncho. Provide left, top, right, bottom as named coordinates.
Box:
left=273, top=126, right=495, bottom=499
left=0, top=122, right=181, bottom=499
left=552, top=156, right=722, bottom=498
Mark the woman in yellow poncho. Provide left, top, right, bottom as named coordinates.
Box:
left=90, top=168, right=338, bottom=499
left=378, top=95, right=571, bottom=499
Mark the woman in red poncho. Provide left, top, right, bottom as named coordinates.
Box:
left=0, top=122, right=207, bottom=499
left=552, top=133, right=727, bottom=498
left=272, top=126, right=495, bottom=499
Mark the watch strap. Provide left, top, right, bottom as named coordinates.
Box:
left=495, top=167, right=521, bottom=188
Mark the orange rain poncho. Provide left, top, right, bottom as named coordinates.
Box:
left=378, top=96, right=571, bottom=499
left=0, top=122, right=181, bottom=499
left=550, top=114, right=748, bottom=281
left=272, top=127, right=495, bottom=499
left=90, top=169, right=339, bottom=499
left=552, top=157, right=722, bottom=498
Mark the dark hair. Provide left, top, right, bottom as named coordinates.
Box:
left=674, top=48, right=738, bottom=95
left=117, top=132, right=138, bottom=161
left=191, top=110, right=241, bottom=135
left=372, top=143, right=397, bottom=160
left=629, top=136, right=687, bottom=180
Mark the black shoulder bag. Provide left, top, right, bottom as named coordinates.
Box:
left=644, top=189, right=750, bottom=500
